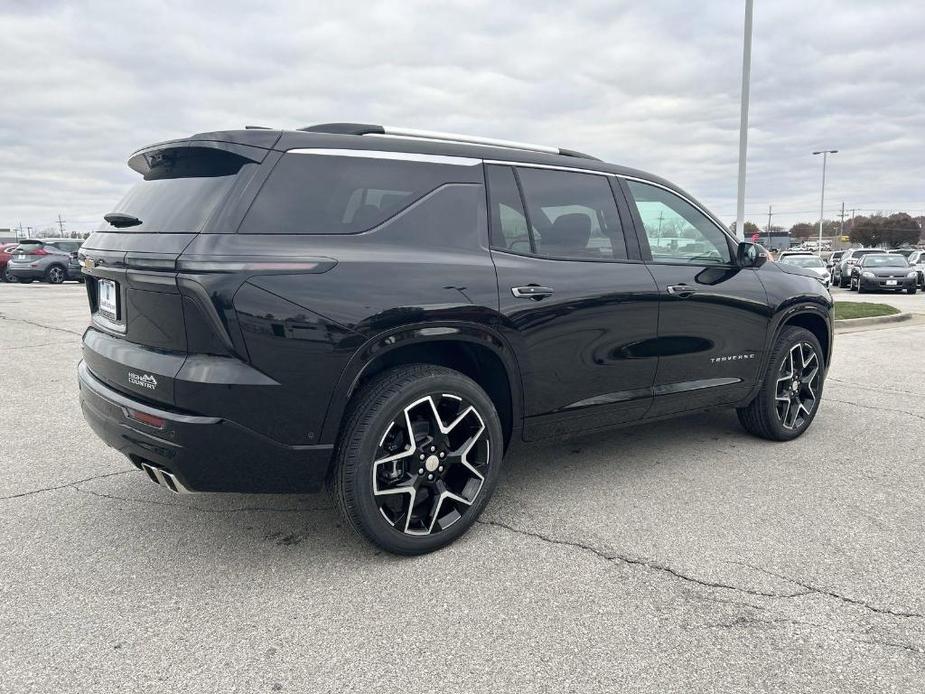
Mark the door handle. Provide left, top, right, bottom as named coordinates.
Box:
left=666, top=284, right=697, bottom=298
left=511, top=285, right=554, bottom=300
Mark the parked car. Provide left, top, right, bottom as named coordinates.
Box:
left=849, top=253, right=917, bottom=294
left=907, top=250, right=925, bottom=288
left=826, top=250, right=845, bottom=280
left=777, top=250, right=816, bottom=262
left=835, top=248, right=884, bottom=288
left=1, top=242, right=20, bottom=282
left=77, top=123, right=834, bottom=554
left=890, top=248, right=917, bottom=259
left=776, top=253, right=830, bottom=287
left=6, top=239, right=84, bottom=284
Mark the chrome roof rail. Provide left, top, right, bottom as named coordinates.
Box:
left=298, top=123, right=598, bottom=160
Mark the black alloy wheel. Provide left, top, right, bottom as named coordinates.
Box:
left=774, top=341, right=821, bottom=432
left=737, top=326, right=824, bottom=441
left=333, top=364, right=502, bottom=554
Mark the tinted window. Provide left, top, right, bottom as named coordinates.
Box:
left=862, top=255, right=908, bottom=267
left=240, top=152, right=479, bottom=235
left=784, top=256, right=825, bottom=268
left=104, top=148, right=247, bottom=233
left=626, top=180, right=732, bottom=264
left=486, top=165, right=531, bottom=254
left=516, top=168, right=627, bottom=260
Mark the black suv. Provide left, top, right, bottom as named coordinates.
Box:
left=78, top=123, right=833, bottom=554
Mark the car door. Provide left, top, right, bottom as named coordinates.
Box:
left=620, top=177, right=770, bottom=417
left=486, top=164, right=660, bottom=440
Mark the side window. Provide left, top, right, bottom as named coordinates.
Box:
left=239, top=152, right=480, bottom=234
left=625, top=180, right=732, bottom=264
left=516, top=168, right=628, bottom=260
left=486, top=165, right=531, bottom=254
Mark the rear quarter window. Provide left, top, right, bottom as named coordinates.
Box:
left=238, top=151, right=482, bottom=235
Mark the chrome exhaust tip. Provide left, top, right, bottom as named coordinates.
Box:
left=140, top=462, right=191, bottom=494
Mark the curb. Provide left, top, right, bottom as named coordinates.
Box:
left=834, top=311, right=912, bottom=327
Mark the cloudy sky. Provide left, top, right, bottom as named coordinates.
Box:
left=2, top=0, right=923, bottom=235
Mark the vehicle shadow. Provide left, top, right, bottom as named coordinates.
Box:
left=77, top=408, right=750, bottom=562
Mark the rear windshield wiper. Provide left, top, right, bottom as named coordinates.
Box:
left=104, top=212, right=143, bottom=228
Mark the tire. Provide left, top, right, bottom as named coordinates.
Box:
left=838, top=272, right=849, bottom=288
left=332, top=364, right=503, bottom=555
left=1, top=268, right=15, bottom=283
left=45, top=265, right=66, bottom=284
left=908, top=287, right=918, bottom=295
left=737, top=326, right=825, bottom=442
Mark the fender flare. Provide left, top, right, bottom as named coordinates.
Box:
left=318, top=321, right=525, bottom=445
left=743, top=301, right=833, bottom=404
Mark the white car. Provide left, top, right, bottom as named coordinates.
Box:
left=776, top=253, right=831, bottom=287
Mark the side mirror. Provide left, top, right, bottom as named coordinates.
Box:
left=737, top=241, right=768, bottom=268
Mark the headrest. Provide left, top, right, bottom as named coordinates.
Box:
left=542, top=213, right=592, bottom=252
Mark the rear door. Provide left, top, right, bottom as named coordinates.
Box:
left=621, top=177, right=770, bottom=417
left=487, top=164, right=660, bottom=440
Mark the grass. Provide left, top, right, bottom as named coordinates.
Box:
left=834, top=302, right=901, bottom=320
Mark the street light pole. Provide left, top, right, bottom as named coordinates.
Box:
left=735, top=0, right=754, bottom=239
left=813, top=149, right=837, bottom=254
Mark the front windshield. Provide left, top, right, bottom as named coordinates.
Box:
left=863, top=255, right=909, bottom=268
left=783, top=256, right=825, bottom=268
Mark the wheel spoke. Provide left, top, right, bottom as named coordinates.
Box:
left=372, top=392, right=490, bottom=536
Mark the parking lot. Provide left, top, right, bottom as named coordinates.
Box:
left=1, top=283, right=923, bottom=692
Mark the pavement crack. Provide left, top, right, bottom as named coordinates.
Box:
left=0, top=313, right=83, bottom=337
left=71, top=484, right=332, bottom=514
left=827, top=397, right=925, bottom=423
left=478, top=518, right=810, bottom=599
left=737, top=563, right=925, bottom=620
left=848, top=636, right=924, bottom=655
left=0, top=470, right=132, bottom=500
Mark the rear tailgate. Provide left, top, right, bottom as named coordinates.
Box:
left=80, top=141, right=274, bottom=406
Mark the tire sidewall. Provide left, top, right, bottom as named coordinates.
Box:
left=339, top=368, right=503, bottom=554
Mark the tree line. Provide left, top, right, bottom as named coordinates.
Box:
left=785, top=213, right=923, bottom=247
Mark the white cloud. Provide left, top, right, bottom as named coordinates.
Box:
left=2, top=0, right=923, bottom=233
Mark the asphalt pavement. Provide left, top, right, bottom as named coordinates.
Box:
left=1, top=283, right=923, bottom=693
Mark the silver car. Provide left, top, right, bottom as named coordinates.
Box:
left=6, top=239, right=84, bottom=284
left=776, top=253, right=831, bottom=287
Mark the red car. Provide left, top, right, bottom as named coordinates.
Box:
left=1, top=242, right=20, bottom=282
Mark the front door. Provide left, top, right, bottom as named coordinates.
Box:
left=621, top=178, right=770, bottom=417
left=485, top=164, right=660, bottom=440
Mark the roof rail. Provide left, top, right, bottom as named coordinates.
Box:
left=298, top=123, right=598, bottom=160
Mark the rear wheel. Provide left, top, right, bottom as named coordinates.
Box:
left=333, top=364, right=503, bottom=555
left=737, top=326, right=824, bottom=441
left=45, top=265, right=66, bottom=284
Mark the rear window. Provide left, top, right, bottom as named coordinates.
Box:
left=238, top=151, right=480, bottom=235
left=103, top=147, right=248, bottom=233
left=47, top=241, right=81, bottom=252
left=14, top=242, right=43, bottom=253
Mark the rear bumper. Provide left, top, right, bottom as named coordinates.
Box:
left=78, top=360, right=333, bottom=493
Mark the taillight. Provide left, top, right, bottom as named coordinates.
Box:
left=31, top=248, right=49, bottom=256
left=125, top=408, right=166, bottom=430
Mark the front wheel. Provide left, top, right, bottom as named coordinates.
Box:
left=737, top=326, right=824, bottom=441
left=333, top=364, right=503, bottom=555
left=908, top=286, right=918, bottom=295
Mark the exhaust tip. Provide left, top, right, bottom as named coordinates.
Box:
left=139, top=461, right=192, bottom=494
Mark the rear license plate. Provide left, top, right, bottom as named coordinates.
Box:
left=885, top=280, right=898, bottom=286
left=97, top=279, right=118, bottom=319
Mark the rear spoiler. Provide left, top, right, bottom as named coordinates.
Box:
left=127, top=139, right=273, bottom=177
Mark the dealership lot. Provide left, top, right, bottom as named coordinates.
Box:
left=1, top=284, right=923, bottom=692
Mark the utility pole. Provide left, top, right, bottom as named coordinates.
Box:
left=734, top=0, right=755, bottom=239
left=766, top=205, right=773, bottom=248
left=838, top=202, right=846, bottom=248
left=813, top=149, right=838, bottom=254
left=17, top=222, right=24, bottom=240
left=57, top=214, right=66, bottom=235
